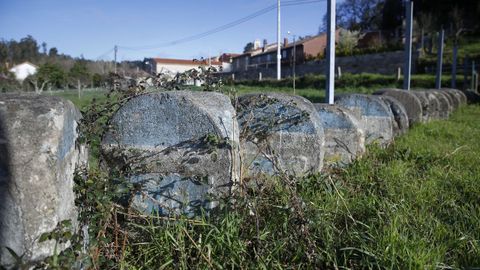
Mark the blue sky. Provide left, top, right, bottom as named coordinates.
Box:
left=0, top=0, right=330, bottom=61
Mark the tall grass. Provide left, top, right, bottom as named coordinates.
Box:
left=116, top=105, right=480, bottom=269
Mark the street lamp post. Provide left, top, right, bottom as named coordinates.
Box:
left=288, top=31, right=297, bottom=95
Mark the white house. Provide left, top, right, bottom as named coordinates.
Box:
left=9, top=62, right=38, bottom=82
left=144, top=58, right=222, bottom=75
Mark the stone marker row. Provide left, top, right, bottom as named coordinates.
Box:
left=0, top=87, right=471, bottom=267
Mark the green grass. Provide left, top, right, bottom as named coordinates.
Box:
left=420, top=35, right=480, bottom=66
left=231, top=73, right=456, bottom=100
left=46, top=88, right=108, bottom=109
left=115, top=105, right=480, bottom=269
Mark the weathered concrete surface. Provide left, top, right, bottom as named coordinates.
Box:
left=443, top=89, right=463, bottom=108
left=440, top=89, right=460, bottom=110
left=314, top=104, right=365, bottom=167
left=410, top=90, right=438, bottom=121
left=442, top=88, right=467, bottom=105
left=102, top=91, right=240, bottom=216
left=237, top=93, right=324, bottom=177
left=377, top=95, right=409, bottom=136
left=427, top=90, right=451, bottom=118
left=335, top=94, right=394, bottom=147
left=373, top=88, right=423, bottom=125
left=0, top=94, right=84, bottom=267
left=434, top=90, right=455, bottom=113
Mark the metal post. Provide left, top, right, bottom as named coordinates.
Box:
left=277, top=0, right=281, bottom=80
left=451, top=41, right=458, bottom=88
left=114, top=45, right=118, bottom=74
left=472, top=61, right=476, bottom=90
left=325, top=0, right=336, bottom=104
left=293, top=35, right=296, bottom=94
left=420, top=28, right=425, bottom=53
left=464, top=57, right=468, bottom=90
left=435, top=29, right=444, bottom=89
left=403, top=1, right=413, bottom=90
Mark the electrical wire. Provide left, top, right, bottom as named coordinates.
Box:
left=118, top=0, right=325, bottom=51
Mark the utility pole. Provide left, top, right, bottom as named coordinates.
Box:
left=435, top=29, right=444, bottom=89
left=325, top=0, right=336, bottom=104
left=452, top=40, right=458, bottom=88
left=288, top=31, right=296, bottom=94
left=277, top=0, right=281, bottom=80
left=403, top=1, right=413, bottom=90
left=114, top=45, right=118, bottom=74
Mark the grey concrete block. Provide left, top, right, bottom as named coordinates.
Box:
left=434, top=90, right=455, bottom=113
left=373, top=88, right=423, bottom=125
left=237, top=93, right=325, bottom=177
left=0, top=94, right=84, bottom=267
left=377, top=95, right=409, bottom=136
left=410, top=91, right=435, bottom=121
left=335, top=94, right=394, bottom=147
left=428, top=90, right=451, bottom=118
left=314, top=104, right=365, bottom=167
left=442, top=88, right=467, bottom=105
left=102, top=91, right=240, bottom=217
left=440, top=89, right=460, bottom=110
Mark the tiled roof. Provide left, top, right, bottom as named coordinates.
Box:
left=153, top=58, right=222, bottom=66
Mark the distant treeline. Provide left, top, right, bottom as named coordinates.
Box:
left=0, top=35, right=145, bottom=92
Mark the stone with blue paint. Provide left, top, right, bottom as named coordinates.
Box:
left=0, top=94, right=85, bottom=268
left=335, top=94, right=394, bottom=147
left=440, top=89, right=460, bottom=110
left=102, top=91, right=240, bottom=217
left=412, top=90, right=442, bottom=121
left=428, top=90, right=451, bottom=118
left=377, top=95, right=409, bottom=136
left=314, top=104, right=365, bottom=167
left=374, top=88, right=423, bottom=125
left=237, top=93, right=325, bottom=177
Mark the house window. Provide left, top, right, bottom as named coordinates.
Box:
left=282, top=50, right=287, bottom=58
left=267, top=54, right=272, bottom=62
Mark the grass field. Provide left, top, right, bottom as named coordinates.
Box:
left=46, top=88, right=108, bottom=109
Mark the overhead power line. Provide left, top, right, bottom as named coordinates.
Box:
left=118, top=0, right=325, bottom=51
left=95, top=48, right=114, bottom=60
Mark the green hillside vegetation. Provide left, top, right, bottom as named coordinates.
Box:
left=419, top=35, right=480, bottom=66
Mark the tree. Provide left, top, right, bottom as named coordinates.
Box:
left=337, top=29, right=363, bottom=55
left=243, top=42, right=255, bottom=53
left=48, top=47, right=58, bottom=58
left=0, top=42, right=8, bottom=65
left=381, top=0, right=403, bottom=37
left=17, top=35, right=39, bottom=62
left=336, top=0, right=383, bottom=31
left=41, top=42, right=47, bottom=55
left=29, top=63, right=65, bottom=93
left=69, top=59, right=90, bottom=89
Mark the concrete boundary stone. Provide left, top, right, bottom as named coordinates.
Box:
left=442, top=88, right=467, bottom=105
left=441, top=89, right=460, bottom=110
left=335, top=94, right=394, bottom=147
left=410, top=91, right=436, bottom=121
left=102, top=91, right=240, bottom=217
left=0, top=94, right=85, bottom=267
left=373, top=88, right=423, bottom=125
left=377, top=95, right=409, bottom=136
left=237, top=92, right=325, bottom=177
left=314, top=104, right=365, bottom=167
left=427, top=90, right=451, bottom=118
